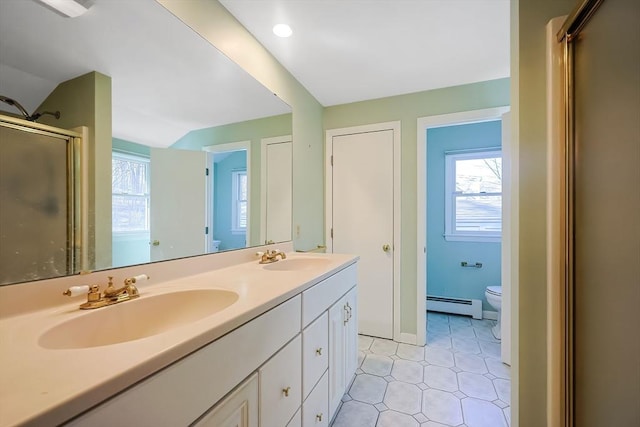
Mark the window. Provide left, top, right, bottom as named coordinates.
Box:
left=231, top=170, right=247, bottom=232
left=112, top=152, right=150, bottom=233
left=444, top=149, right=502, bottom=242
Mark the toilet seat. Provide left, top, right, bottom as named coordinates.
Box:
left=486, top=286, right=502, bottom=296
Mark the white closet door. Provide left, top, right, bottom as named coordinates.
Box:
left=262, top=138, right=292, bottom=244
left=330, top=129, right=394, bottom=339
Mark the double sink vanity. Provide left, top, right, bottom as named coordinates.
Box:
left=0, top=245, right=359, bottom=427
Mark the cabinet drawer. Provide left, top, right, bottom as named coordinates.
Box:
left=302, top=264, right=356, bottom=327
left=193, top=373, right=258, bottom=427
left=260, top=335, right=302, bottom=427
left=302, top=311, right=328, bottom=399
left=302, top=371, right=328, bottom=427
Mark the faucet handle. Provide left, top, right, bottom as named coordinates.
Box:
left=64, top=284, right=101, bottom=303
left=129, top=274, right=149, bottom=283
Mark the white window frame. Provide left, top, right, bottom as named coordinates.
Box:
left=111, top=151, right=150, bottom=235
left=231, top=169, right=247, bottom=233
left=444, top=149, right=502, bottom=243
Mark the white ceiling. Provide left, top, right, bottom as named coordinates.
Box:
left=0, top=0, right=290, bottom=148
left=220, top=0, right=510, bottom=106
left=0, top=0, right=510, bottom=148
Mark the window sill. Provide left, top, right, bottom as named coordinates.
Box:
left=444, top=234, right=501, bottom=243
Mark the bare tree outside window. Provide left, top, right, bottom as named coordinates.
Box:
left=112, top=153, right=150, bottom=233
left=446, top=150, right=502, bottom=241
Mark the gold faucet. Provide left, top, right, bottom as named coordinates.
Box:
left=63, top=274, right=149, bottom=309
left=259, top=249, right=287, bottom=264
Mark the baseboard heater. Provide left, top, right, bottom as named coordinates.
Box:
left=426, top=295, right=482, bottom=320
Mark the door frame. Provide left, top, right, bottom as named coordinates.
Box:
left=325, top=121, right=402, bottom=341
left=260, top=135, right=292, bottom=245
left=416, top=107, right=511, bottom=347
left=203, top=140, right=252, bottom=247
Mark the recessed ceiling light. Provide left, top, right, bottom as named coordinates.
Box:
left=273, top=24, right=292, bottom=38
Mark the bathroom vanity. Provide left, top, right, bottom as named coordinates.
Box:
left=0, top=247, right=358, bottom=427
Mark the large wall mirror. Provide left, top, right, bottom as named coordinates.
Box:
left=0, top=0, right=293, bottom=286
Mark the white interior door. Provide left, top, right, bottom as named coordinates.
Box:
left=150, top=148, right=208, bottom=262
left=261, top=136, right=292, bottom=244
left=329, top=128, right=395, bottom=339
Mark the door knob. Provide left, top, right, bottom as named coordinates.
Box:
left=151, top=240, right=160, bottom=246
left=382, top=244, right=391, bottom=252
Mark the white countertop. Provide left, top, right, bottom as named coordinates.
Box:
left=0, top=252, right=357, bottom=427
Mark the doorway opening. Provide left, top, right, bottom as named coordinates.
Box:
left=204, top=141, right=251, bottom=252
left=416, top=107, right=512, bottom=366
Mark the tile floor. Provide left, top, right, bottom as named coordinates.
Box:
left=330, top=312, right=511, bottom=427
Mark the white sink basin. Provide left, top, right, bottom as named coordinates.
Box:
left=39, top=289, right=239, bottom=349
left=262, top=257, right=331, bottom=271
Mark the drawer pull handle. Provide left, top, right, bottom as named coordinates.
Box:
left=316, top=347, right=322, bottom=356
left=316, top=413, right=323, bottom=422
left=282, top=386, right=291, bottom=397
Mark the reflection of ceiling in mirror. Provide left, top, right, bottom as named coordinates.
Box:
left=0, top=0, right=290, bottom=148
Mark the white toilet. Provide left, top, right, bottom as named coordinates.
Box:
left=485, top=286, right=502, bottom=339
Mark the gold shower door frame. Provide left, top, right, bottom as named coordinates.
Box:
left=0, top=115, right=84, bottom=284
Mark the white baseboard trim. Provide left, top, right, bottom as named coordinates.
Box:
left=396, top=332, right=417, bottom=345
left=483, top=310, right=499, bottom=321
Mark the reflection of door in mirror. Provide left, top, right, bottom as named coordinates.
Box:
left=150, top=148, right=210, bottom=262
left=261, top=136, right=293, bottom=244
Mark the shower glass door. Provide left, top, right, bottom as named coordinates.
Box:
left=0, top=122, right=73, bottom=284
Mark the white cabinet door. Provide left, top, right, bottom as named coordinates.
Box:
left=302, top=371, right=329, bottom=427
left=303, top=312, right=329, bottom=399
left=328, top=286, right=358, bottom=420
left=287, top=408, right=302, bottom=427
left=328, top=296, right=347, bottom=419
left=193, top=373, right=258, bottom=427
left=260, top=335, right=302, bottom=427
left=344, top=288, right=358, bottom=382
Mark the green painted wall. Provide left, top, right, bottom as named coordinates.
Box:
left=172, top=114, right=291, bottom=150
left=112, top=137, right=150, bottom=157
left=324, top=78, right=510, bottom=335
left=38, top=71, right=112, bottom=270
